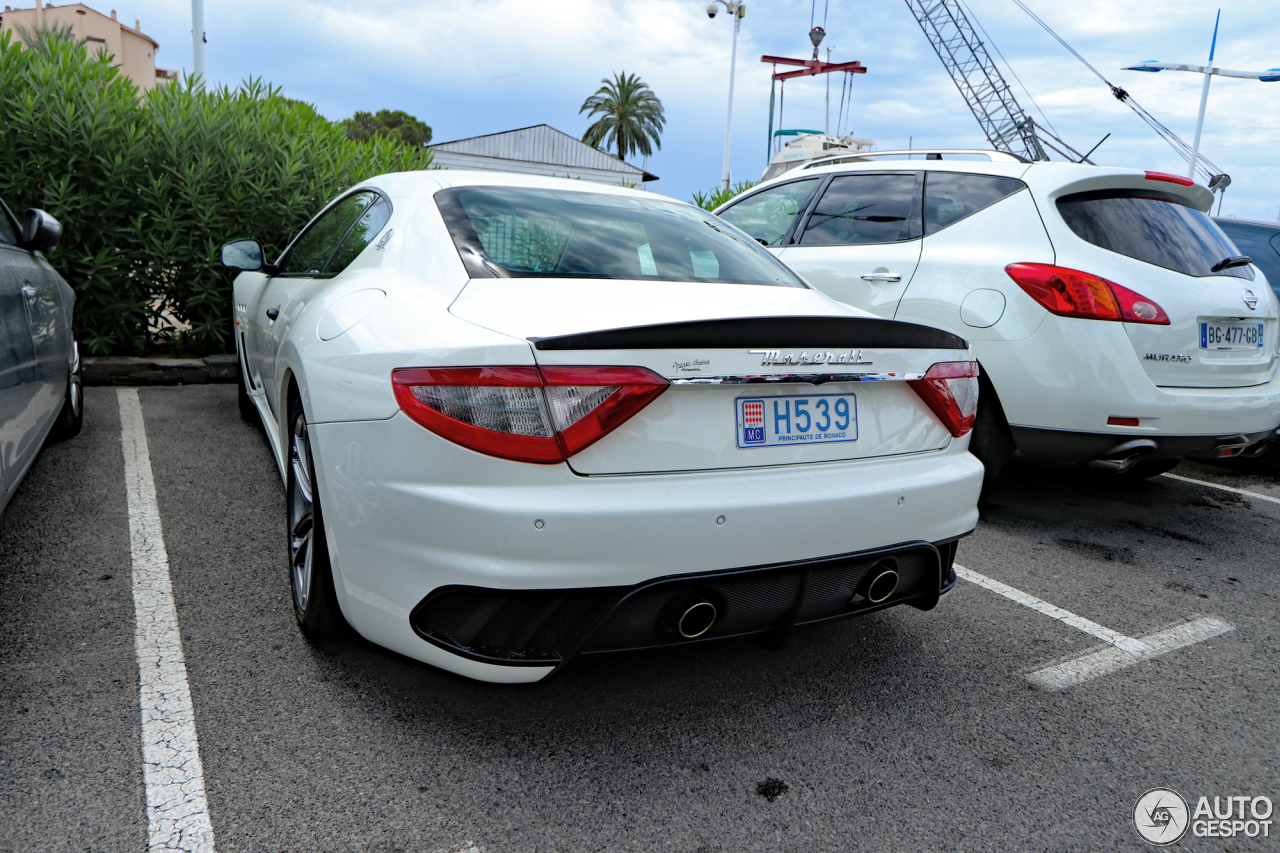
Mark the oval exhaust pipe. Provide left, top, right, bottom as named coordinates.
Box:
left=865, top=569, right=899, bottom=603
left=678, top=600, right=717, bottom=638
left=854, top=557, right=901, bottom=604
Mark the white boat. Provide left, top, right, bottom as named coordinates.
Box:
left=761, top=130, right=876, bottom=182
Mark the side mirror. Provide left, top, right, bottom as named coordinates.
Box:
left=22, top=209, right=62, bottom=253
left=220, top=238, right=265, bottom=271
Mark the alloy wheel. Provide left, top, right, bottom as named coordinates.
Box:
left=288, top=412, right=315, bottom=613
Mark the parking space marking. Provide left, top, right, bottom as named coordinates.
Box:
left=1161, top=472, right=1280, bottom=507
left=1028, top=617, right=1234, bottom=690
left=955, top=564, right=1234, bottom=690
left=119, top=389, right=217, bottom=853
left=954, top=565, right=1149, bottom=653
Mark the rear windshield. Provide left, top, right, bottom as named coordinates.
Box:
left=1057, top=189, right=1253, bottom=280
left=436, top=187, right=805, bottom=287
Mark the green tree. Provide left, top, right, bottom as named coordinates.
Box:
left=342, top=109, right=432, bottom=148
left=580, top=72, right=665, bottom=162
left=0, top=31, right=433, bottom=356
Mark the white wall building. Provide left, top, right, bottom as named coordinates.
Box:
left=429, top=125, right=657, bottom=187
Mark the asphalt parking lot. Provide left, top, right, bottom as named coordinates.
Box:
left=3, top=384, right=1278, bottom=852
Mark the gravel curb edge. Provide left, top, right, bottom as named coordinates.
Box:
left=84, top=355, right=239, bottom=386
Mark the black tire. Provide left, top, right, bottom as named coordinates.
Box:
left=286, top=394, right=345, bottom=639
left=969, top=374, right=1013, bottom=501
left=1117, top=458, right=1181, bottom=479
left=48, top=339, right=83, bottom=442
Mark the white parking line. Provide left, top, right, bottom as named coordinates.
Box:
left=1028, top=617, right=1234, bottom=690
left=954, top=564, right=1233, bottom=690
left=118, top=389, right=217, bottom=853
left=1161, top=472, right=1280, bottom=507
left=953, top=565, right=1148, bottom=653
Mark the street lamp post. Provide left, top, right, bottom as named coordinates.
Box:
left=191, top=0, right=206, bottom=88
left=708, top=1, right=746, bottom=193
left=1125, top=10, right=1279, bottom=181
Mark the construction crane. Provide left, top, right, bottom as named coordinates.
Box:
left=903, top=0, right=1093, bottom=162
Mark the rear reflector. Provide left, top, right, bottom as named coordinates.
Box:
left=908, top=362, right=979, bottom=437
left=1144, top=171, right=1196, bottom=187
left=1005, top=263, right=1170, bottom=325
left=1107, top=416, right=1140, bottom=427
left=392, top=366, right=669, bottom=463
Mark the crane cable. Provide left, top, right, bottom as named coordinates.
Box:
left=958, top=0, right=1060, bottom=139
left=1008, top=0, right=1223, bottom=183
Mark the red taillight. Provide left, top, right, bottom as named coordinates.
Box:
left=908, top=362, right=979, bottom=437
left=1005, top=263, right=1170, bottom=325
left=1144, top=170, right=1196, bottom=187
left=391, top=366, right=669, bottom=463
left=1108, top=416, right=1140, bottom=427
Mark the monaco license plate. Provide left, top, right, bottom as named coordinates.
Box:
left=1200, top=320, right=1264, bottom=351
left=736, top=394, right=858, bottom=448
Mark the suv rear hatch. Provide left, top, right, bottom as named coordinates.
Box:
left=450, top=278, right=970, bottom=475
left=1054, top=181, right=1278, bottom=388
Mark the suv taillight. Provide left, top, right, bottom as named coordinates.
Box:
left=391, top=366, right=669, bottom=463
left=1005, top=263, right=1170, bottom=325
left=908, top=362, right=979, bottom=437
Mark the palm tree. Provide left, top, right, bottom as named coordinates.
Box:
left=580, top=72, right=665, bottom=163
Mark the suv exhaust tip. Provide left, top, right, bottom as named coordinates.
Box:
left=1089, top=438, right=1158, bottom=473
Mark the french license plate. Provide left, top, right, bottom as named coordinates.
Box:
left=1200, top=320, right=1264, bottom=351
left=736, top=394, right=858, bottom=448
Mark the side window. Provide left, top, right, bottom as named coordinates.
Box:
left=797, top=174, right=921, bottom=246
left=325, top=197, right=392, bottom=275
left=1217, top=222, right=1280, bottom=296
left=923, top=172, right=1026, bottom=235
left=716, top=178, right=820, bottom=247
left=281, top=191, right=377, bottom=275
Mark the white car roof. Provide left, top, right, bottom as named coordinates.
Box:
left=745, top=156, right=1214, bottom=211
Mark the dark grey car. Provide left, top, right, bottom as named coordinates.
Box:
left=0, top=197, right=82, bottom=517
left=1215, top=217, right=1280, bottom=301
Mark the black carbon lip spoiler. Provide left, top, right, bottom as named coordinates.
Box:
left=528, top=316, right=969, bottom=351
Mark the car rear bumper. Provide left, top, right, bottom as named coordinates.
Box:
left=1011, top=424, right=1280, bottom=465
left=410, top=540, right=962, bottom=675
left=977, top=329, right=1280, bottom=455
left=310, top=412, right=982, bottom=681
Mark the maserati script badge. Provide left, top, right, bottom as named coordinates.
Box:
left=748, top=349, right=871, bottom=366
left=1243, top=289, right=1259, bottom=310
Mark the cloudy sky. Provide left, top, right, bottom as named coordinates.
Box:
left=123, top=0, right=1278, bottom=219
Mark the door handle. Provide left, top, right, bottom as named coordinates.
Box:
left=860, top=273, right=902, bottom=283
left=21, top=285, right=37, bottom=301
left=266, top=307, right=280, bottom=321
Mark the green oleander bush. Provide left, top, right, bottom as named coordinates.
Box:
left=691, top=180, right=757, bottom=212
left=0, top=30, right=432, bottom=355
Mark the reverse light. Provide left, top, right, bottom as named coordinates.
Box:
left=1005, top=263, right=1170, bottom=325
left=908, top=361, right=979, bottom=437
left=1144, top=171, right=1196, bottom=187
left=391, top=366, right=669, bottom=463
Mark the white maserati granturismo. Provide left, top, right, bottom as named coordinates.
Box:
left=221, top=171, right=982, bottom=683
